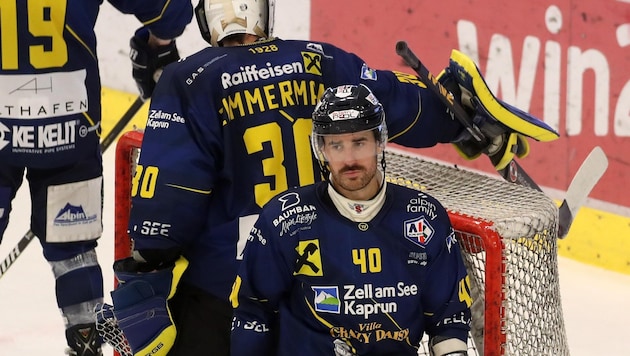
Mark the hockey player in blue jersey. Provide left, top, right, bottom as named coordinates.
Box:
left=98, top=0, right=558, bottom=355
left=230, top=84, right=472, bottom=355
left=0, top=1, right=192, bottom=355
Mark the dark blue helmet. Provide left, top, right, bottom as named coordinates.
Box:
left=311, top=84, right=388, bottom=175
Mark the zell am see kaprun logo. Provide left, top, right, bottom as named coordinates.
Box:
left=313, top=286, right=341, bottom=313
left=53, top=203, right=97, bottom=227
left=313, top=283, right=417, bottom=319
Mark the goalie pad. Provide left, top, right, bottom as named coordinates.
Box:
left=104, top=256, right=188, bottom=356
left=442, top=49, right=559, bottom=170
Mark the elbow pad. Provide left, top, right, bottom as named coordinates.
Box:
left=430, top=337, right=468, bottom=356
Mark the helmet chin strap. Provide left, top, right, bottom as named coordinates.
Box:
left=380, top=150, right=387, bottom=176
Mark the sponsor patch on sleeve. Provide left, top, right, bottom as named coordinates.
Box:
left=360, top=63, right=378, bottom=80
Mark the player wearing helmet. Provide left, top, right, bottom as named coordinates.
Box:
left=230, top=84, right=471, bottom=356
left=99, top=1, right=555, bottom=355
left=309, top=84, right=389, bottom=185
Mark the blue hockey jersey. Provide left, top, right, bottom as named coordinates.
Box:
left=231, top=182, right=472, bottom=355
left=128, top=38, right=465, bottom=300
left=0, top=0, right=192, bottom=168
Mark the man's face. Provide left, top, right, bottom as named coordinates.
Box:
left=322, top=129, right=381, bottom=200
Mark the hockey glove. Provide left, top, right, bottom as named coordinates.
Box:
left=439, top=49, right=559, bottom=170
left=109, top=256, right=188, bottom=356
left=129, top=27, right=180, bottom=100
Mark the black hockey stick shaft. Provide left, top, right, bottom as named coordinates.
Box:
left=497, top=160, right=542, bottom=191
left=100, top=96, right=145, bottom=150
left=0, top=96, right=145, bottom=279
left=395, top=40, right=541, bottom=190
left=0, top=231, right=35, bottom=277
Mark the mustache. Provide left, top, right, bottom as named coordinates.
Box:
left=339, top=165, right=364, bottom=173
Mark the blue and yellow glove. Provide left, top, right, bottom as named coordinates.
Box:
left=110, top=256, right=188, bottom=356
left=440, top=49, right=559, bottom=170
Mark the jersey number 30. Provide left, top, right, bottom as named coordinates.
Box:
left=244, top=118, right=315, bottom=208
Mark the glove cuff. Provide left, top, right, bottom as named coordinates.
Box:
left=113, top=256, right=189, bottom=300
left=134, top=27, right=150, bottom=41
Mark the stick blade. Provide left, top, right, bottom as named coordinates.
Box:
left=558, top=146, right=608, bottom=238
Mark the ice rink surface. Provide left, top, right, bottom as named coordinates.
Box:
left=1, top=147, right=630, bottom=355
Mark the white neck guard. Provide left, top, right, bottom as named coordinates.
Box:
left=327, top=179, right=387, bottom=223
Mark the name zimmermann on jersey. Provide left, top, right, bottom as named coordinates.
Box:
left=219, top=55, right=325, bottom=122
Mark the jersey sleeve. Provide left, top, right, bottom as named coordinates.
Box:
left=127, top=57, right=224, bottom=252
left=421, top=198, right=472, bottom=343
left=230, top=200, right=297, bottom=355
left=318, top=43, right=463, bottom=148
left=107, top=0, right=193, bottom=38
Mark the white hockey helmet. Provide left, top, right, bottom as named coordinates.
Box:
left=195, top=0, right=275, bottom=47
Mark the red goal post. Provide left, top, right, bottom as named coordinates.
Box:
left=114, top=130, right=569, bottom=356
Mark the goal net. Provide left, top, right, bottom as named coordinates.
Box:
left=113, top=130, right=569, bottom=356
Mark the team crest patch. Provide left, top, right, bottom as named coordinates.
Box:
left=312, top=286, right=340, bottom=313
left=404, top=216, right=435, bottom=247
left=360, top=63, right=377, bottom=80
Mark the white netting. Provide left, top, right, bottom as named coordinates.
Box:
left=385, top=148, right=568, bottom=356
left=95, top=303, right=132, bottom=356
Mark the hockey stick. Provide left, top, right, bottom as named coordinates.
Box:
left=395, top=41, right=541, bottom=187
left=557, top=146, right=608, bottom=238
left=395, top=41, right=608, bottom=238
left=100, top=96, right=145, bottom=151
left=0, top=96, right=145, bottom=279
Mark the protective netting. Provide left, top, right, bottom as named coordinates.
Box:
left=112, top=133, right=569, bottom=356
left=95, top=303, right=132, bottom=356
left=386, top=148, right=569, bottom=356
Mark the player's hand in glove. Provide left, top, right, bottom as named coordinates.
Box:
left=439, top=49, right=559, bottom=171
left=106, top=256, right=188, bottom=356
left=129, top=27, right=180, bottom=100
